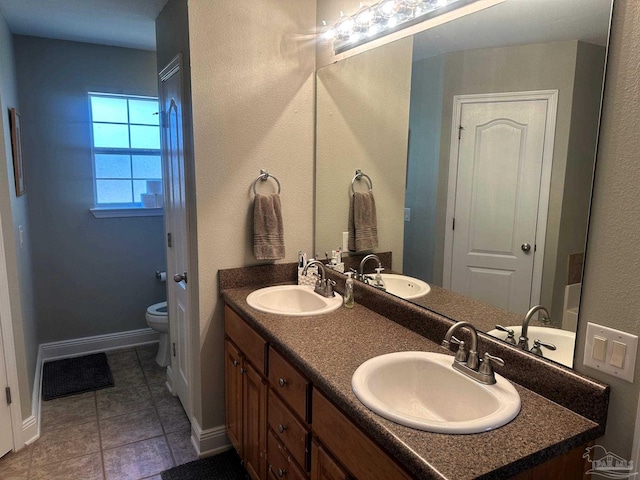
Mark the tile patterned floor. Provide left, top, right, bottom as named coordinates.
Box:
left=0, top=345, right=197, bottom=480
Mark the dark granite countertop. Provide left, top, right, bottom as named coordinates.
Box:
left=222, top=285, right=602, bottom=480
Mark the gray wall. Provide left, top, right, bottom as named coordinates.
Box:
left=404, top=54, right=445, bottom=282
left=575, top=0, right=640, bottom=458
left=0, top=10, right=37, bottom=421
left=14, top=36, right=166, bottom=343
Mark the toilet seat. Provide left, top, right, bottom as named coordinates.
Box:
left=147, top=301, right=168, bottom=321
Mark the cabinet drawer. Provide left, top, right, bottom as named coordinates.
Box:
left=268, top=389, right=309, bottom=471
left=225, top=306, right=267, bottom=375
left=267, top=429, right=306, bottom=480
left=269, top=347, right=310, bottom=421
left=312, top=389, right=410, bottom=480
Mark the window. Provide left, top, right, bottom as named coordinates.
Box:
left=89, top=93, right=162, bottom=210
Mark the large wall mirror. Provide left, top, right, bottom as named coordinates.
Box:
left=315, top=0, right=614, bottom=368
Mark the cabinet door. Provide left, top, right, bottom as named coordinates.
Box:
left=244, top=361, right=268, bottom=480
left=225, top=340, right=243, bottom=455
left=311, top=441, right=350, bottom=480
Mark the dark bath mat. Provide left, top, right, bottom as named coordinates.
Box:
left=42, top=353, right=114, bottom=401
left=161, top=448, right=246, bottom=480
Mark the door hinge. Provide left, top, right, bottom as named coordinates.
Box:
left=458, top=125, right=464, bottom=140
left=167, top=232, right=172, bottom=248
left=5, top=387, right=11, bottom=405
left=534, top=244, right=537, bottom=252
left=172, top=342, right=176, bottom=357
left=452, top=218, right=455, bottom=230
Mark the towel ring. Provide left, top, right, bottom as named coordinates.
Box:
left=351, top=169, right=373, bottom=194
left=252, top=169, right=281, bottom=195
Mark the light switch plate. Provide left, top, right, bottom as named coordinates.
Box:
left=583, top=322, right=638, bottom=382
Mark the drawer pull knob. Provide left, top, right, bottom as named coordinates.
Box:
left=277, top=468, right=286, bottom=477
left=232, top=360, right=239, bottom=367
left=240, top=367, right=246, bottom=374
left=278, top=378, right=287, bottom=387
left=278, top=424, right=287, bottom=433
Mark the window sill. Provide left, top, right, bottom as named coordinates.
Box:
left=90, top=207, right=164, bottom=219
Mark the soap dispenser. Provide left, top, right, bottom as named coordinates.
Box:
left=343, top=272, right=355, bottom=308
left=374, top=267, right=386, bottom=291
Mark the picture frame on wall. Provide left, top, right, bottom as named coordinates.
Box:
left=9, top=107, right=25, bottom=196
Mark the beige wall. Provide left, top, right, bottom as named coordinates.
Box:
left=575, top=0, right=640, bottom=458
left=187, top=0, right=316, bottom=430
left=315, top=37, right=413, bottom=270
left=0, top=11, right=37, bottom=422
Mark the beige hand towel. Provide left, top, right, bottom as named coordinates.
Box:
left=254, top=193, right=285, bottom=260
left=348, top=191, right=378, bottom=252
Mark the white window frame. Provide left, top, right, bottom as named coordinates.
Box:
left=88, top=92, right=163, bottom=218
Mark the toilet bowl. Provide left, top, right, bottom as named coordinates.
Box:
left=146, top=301, right=169, bottom=367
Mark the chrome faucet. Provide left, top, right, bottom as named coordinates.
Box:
left=358, top=254, right=386, bottom=290
left=442, top=321, right=505, bottom=385
left=519, top=305, right=551, bottom=350
left=302, top=260, right=336, bottom=298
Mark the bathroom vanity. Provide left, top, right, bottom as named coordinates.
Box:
left=220, top=264, right=608, bottom=480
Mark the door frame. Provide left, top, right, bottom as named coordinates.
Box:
left=0, top=208, right=24, bottom=452
left=442, top=90, right=558, bottom=310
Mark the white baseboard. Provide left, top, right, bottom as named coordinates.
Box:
left=40, top=328, right=160, bottom=362
left=27, top=328, right=161, bottom=445
left=191, top=418, right=230, bottom=457
left=22, top=415, right=37, bottom=445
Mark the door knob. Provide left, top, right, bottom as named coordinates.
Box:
left=173, top=272, right=187, bottom=283
left=521, top=243, right=531, bottom=253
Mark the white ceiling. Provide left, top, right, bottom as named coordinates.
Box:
left=0, top=0, right=169, bottom=51
left=413, top=0, right=613, bottom=61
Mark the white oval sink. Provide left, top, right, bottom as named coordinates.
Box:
left=352, top=351, right=520, bottom=434
left=246, top=285, right=343, bottom=316
left=379, top=274, right=430, bottom=300
left=487, top=326, right=576, bottom=367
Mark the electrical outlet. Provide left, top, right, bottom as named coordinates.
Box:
left=583, top=322, right=638, bottom=382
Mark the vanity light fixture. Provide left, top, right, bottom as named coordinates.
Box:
left=322, top=0, right=479, bottom=53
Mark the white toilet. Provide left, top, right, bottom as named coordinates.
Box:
left=146, top=301, right=169, bottom=367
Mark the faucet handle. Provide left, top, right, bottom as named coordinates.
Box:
left=494, top=325, right=517, bottom=345
left=530, top=339, right=557, bottom=357
left=479, top=352, right=505, bottom=377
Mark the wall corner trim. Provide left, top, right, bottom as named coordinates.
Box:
left=190, top=418, right=230, bottom=458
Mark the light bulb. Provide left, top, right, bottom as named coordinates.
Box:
left=335, top=16, right=356, bottom=41
left=354, top=6, right=374, bottom=32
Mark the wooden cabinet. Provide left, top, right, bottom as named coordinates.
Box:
left=225, top=306, right=268, bottom=480
left=312, top=389, right=410, bottom=480
left=224, top=340, right=243, bottom=455
left=224, top=303, right=592, bottom=480
left=311, top=441, right=350, bottom=480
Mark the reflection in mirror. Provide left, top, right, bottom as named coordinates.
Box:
left=315, top=0, right=613, bottom=368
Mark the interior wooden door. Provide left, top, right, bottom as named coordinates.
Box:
left=448, top=95, right=551, bottom=313
left=160, top=55, right=191, bottom=415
